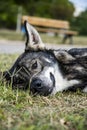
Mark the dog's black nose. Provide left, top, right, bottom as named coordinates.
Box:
left=30, top=78, right=42, bottom=93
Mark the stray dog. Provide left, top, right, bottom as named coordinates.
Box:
left=3, top=21, right=87, bottom=96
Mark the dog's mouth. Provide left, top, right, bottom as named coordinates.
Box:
left=12, top=78, right=53, bottom=96
left=30, top=86, right=53, bottom=96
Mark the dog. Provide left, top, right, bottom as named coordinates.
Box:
left=2, top=21, right=87, bottom=96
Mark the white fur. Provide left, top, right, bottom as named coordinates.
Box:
left=44, top=67, right=54, bottom=79
left=52, top=63, right=80, bottom=94
left=43, top=57, right=52, bottom=63
left=74, top=66, right=83, bottom=72
left=40, top=63, right=80, bottom=95
left=83, top=87, right=87, bottom=92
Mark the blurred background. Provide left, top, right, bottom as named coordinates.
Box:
left=0, top=0, right=87, bottom=53
left=0, top=0, right=87, bottom=35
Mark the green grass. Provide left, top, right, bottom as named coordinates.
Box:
left=0, top=54, right=87, bottom=130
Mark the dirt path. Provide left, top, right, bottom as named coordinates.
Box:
left=0, top=40, right=87, bottom=54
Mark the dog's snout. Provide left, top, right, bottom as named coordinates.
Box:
left=30, top=77, right=54, bottom=96
left=30, top=78, right=42, bottom=91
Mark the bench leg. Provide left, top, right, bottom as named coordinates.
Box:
left=62, top=34, right=68, bottom=44
left=69, top=35, right=73, bottom=45
left=62, top=34, right=73, bottom=45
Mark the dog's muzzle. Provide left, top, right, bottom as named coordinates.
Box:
left=30, top=77, right=54, bottom=96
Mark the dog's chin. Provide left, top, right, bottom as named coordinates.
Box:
left=30, top=86, right=54, bottom=96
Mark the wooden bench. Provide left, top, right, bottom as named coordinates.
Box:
left=22, top=15, right=78, bottom=44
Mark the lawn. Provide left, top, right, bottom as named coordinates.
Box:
left=0, top=54, right=87, bottom=130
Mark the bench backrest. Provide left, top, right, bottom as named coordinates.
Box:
left=22, top=16, right=70, bottom=30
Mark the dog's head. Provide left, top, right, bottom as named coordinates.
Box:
left=10, top=51, right=58, bottom=96
left=4, top=21, right=81, bottom=96
left=3, top=21, right=56, bottom=96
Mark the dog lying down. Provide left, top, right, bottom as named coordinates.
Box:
left=3, top=21, right=87, bottom=96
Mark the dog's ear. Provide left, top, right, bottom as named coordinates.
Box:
left=24, top=21, right=45, bottom=51
left=53, top=50, right=75, bottom=64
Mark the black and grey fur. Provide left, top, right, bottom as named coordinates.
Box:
left=3, top=21, right=87, bottom=96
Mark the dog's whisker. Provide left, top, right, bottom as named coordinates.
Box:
left=22, top=66, right=31, bottom=76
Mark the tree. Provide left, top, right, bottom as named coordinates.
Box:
left=14, top=0, right=75, bottom=20
left=50, top=0, right=75, bottom=21
left=0, top=0, right=75, bottom=29
left=72, top=9, right=87, bottom=35
left=0, top=0, right=18, bottom=29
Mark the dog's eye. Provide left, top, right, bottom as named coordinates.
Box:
left=31, top=61, right=38, bottom=70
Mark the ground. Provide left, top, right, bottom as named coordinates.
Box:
left=0, top=30, right=87, bottom=130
